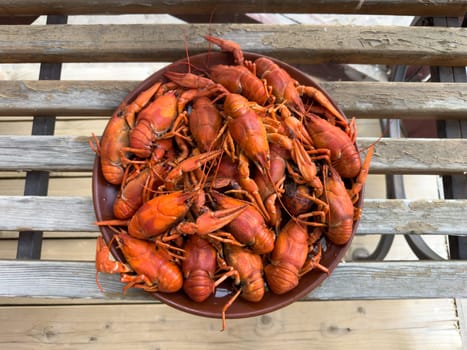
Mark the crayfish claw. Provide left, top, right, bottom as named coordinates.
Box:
left=204, top=35, right=244, bottom=66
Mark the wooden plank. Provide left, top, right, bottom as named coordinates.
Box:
left=0, top=195, right=466, bottom=235
left=0, top=300, right=460, bottom=349
left=0, top=259, right=466, bottom=300
left=0, top=301, right=461, bottom=349
left=1, top=135, right=467, bottom=175
left=357, top=199, right=467, bottom=235
left=0, top=24, right=465, bottom=65
left=0, top=196, right=97, bottom=232
left=323, top=82, right=467, bottom=119
left=358, top=138, right=467, bottom=175
left=0, top=81, right=133, bottom=117
left=0, top=136, right=94, bottom=172
left=0, top=81, right=465, bottom=119
left=1, top=0, right=466, bottom=16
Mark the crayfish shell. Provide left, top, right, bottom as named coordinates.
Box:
left=92, top=49, right=363, bottom=323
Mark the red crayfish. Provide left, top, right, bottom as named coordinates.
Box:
left=92, top=34, right=373, bottom=332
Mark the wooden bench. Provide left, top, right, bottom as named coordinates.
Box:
left=0, top=1, right=466, bottom=348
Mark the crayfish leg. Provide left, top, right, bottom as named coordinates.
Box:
left=244, top=59, right=256, bottom=75
left=212, top=267, right=239, bottom=290
left=221, top=288, right=242, bottom=331
left=154, top=239, right=186, bottom=262
left=120, top=274, right=157, bottom=294
left=299, top=244, right=329, bottom=277
left=207, top=231, right=245, bottom=248
left=236, top=153, right=271, bottom=221
left=294, top=192, right=329, bottom=227
left=165, top=149, right=223, bottom=191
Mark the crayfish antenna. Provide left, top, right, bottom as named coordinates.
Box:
left=95, top=219, right=129, bottom=227
left=321, top=164, right=331, bottom=225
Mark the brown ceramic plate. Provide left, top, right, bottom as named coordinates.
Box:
left=92, top=52, right=362, bottom=320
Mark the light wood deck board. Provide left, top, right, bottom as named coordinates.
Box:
left=0, top=300, right=461, bottom=349
left=0, top=196, right=97, bottom=232
left=0, top=24, right=465, bottom=65
left=0, top=80, right=465, bottom=119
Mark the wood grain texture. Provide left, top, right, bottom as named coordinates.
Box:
left=0, top=300, right=461, bottom=349
left=358, top=138, right=467, bottom=174
left=1, top=196, right=466, bottom=235
left=322, top=81, right=467, bottom=119
left=1, top=135, right=467, bottom=175
left=0, top=5, right=463, bottom=349
left=0, top=24, right=465, bottom=65
left=0, top=259, right=466, bottom=300
left=0, top=136, right=93, bottom=171
left=0, top=196, right=97, bottom=232
left=0, top=81, right=465, bottom=119
left=1, top=0, right=465, bottom=16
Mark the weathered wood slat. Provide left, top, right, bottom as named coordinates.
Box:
left=1, top=136, right=466, bottom=175
left=6, top=303, right=466, bottom=350
left=0, top=196, right=466, bottom=235
left=0, top=24, right=466, bottom=65
left=0, top=136, right=92, bottom=172
left=1, top=0, right=465, bottom=16
left=0, top=196, right=96, bottom=232
left=357, top=138, right=467, bottom=174
left=0, top=301, right=460, bottom=350
left=324, top=82, right=467, bottom=119
left=0, top=259, right=465, bottom=300
left=0, top=81, right=466, bottom=119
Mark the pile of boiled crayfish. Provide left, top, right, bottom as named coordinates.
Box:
left=92, top=35, right=373, bottom=330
